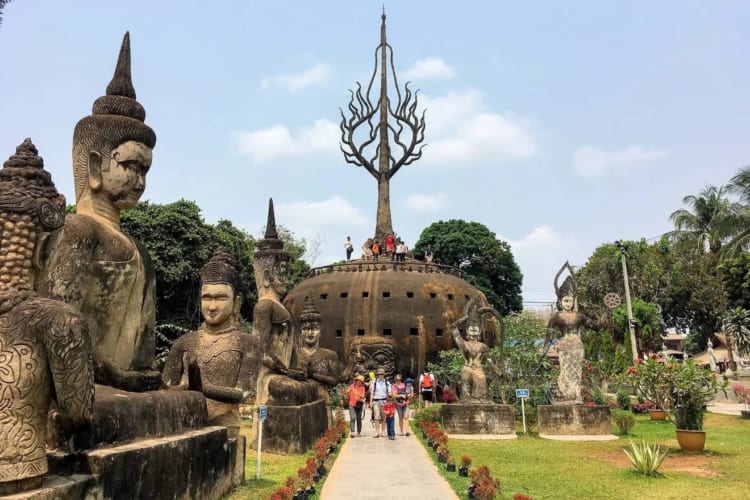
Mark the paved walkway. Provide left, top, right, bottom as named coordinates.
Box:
left=320, top=426, right=458, bottom=500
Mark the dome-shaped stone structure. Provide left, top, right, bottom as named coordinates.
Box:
left=284, top=258, right=498, bottom=379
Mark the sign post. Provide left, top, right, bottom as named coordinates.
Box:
left=515, top=389, right=529, bottom=434
left=256, top=406, right=267, bottom=480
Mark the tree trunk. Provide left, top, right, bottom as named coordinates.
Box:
left=375, top=173, right=393, bottom=243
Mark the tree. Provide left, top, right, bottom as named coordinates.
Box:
left=612, top=299, right=664, bottom=353
left=725, top=307, right=750, bottom=357
left=668, top=185, right=737, bottom=256
left=0, top=1, right=12, bottom=27
left=413, top=220, right=523, bottom=315
left=724, top=166, right=750, bottom=256
left=719, top=252, right=750, bottom=310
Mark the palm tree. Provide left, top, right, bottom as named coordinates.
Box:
left=723, top=166, right=750, bottom=257
left=0, top=1, right=12, bottom=28
left=725, top=307, right=750, bottom=358
left=668, top=185, right=738, bottom=256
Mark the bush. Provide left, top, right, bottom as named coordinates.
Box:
left=616, top=389, right=631, bottom=410
left=623, top=440, right=669, bottom=477
left=593, top=388, right=606, bottom=405
left=612, top=410, right=636, bottom=435
left=413, top=403, right=441, bottom=426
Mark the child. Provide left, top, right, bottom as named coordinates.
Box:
left=383, top=395, right=397, bottom=440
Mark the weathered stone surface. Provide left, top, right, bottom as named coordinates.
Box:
left=2, top=475, right=98, bottom=500
left=537, top=405, right=612, bottom=436
left=295, top=296, right=342, bottom=402
left=67, top=385, right=207, bottom=449
left=441, top=404, right=516, bottom=435
left=258, top=400, right=328, bottom=454
left=45, top=427, right=242, bottom=500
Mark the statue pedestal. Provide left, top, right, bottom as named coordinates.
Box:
left=252, top=400, right=329, bottom=454
left=441, top=404, right=516, bottom=436
left=537, top=405, right=616, bottom=440
left=38, top=385, right=244, bottom=500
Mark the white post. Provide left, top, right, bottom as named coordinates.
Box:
left=521, top=397, right=527, bottom=434
left=256, top=410, right=263, bottom=480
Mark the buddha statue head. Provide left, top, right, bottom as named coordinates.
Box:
left=554, top=261, right=578, bottom=312
left=254, top=198, right=290, bottom=299
left=299, top=296, right=321, bottom=349
left=0, top=138, right=66, bottom=292
left=199, top=247, right=241, bottom=332
left=72, top=32, right=156, bottom=213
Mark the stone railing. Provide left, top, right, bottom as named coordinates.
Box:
left=305, top=259, right=464, bottom=278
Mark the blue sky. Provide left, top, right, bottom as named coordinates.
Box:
left=2, top=1, right=748, bottom=305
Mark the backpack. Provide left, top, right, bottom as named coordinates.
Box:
left=422, top=373, right=433, bottom=389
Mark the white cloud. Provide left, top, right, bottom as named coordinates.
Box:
left=400, top=193, right=450, bottom=212
left=275, top=196, right=369, bottom=229
left=260, top=62, right=332, bottom=91
left=420, top=89, right=538, bottom=165
left=573, top=144, right=667, bottom=177
left=402, top=57, right=455, bottom=80
left=234, top=119, right=338, bottom=161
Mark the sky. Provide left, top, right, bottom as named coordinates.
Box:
left=2, top=1, right=749, bottom=305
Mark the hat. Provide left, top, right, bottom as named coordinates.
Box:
left=405, top=378, right=414, bottom=383
left=355, top=375, right=365, bottom=383
left=376, top=368, right=385, bottom=375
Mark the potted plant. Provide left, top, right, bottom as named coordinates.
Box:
left=732, top=384, right=750, bottom=419
left=468, top=465, right=500, bottom=500
left=667, top=360, right=728, bottom=452
left=622, top=356, right=671, bottom=420
left=459, top=455, right=472, bottom=477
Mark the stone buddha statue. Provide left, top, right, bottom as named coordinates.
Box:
left=162, top=248, right=286, bottom=436
left=450, top=297, right=500, bottom=403
left=0, top=139, right=94, bottom=495
left=544, top=262, right=591, bottom=404
left=37, top=32, right=161, bottom=392
left=295, top=296, right=341, bottom=402
left=254, top=199, right=313, bottom=406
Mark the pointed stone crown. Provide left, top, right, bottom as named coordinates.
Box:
left=300, top=296, right=321, bottom=324
left=0, top=138, right=65, bottom=230
left=201, top=247, right=239, bottom=291
left=255, top=198, right=289, bottom=261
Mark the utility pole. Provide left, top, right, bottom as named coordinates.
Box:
left=615, top=241, right=639, bottom=362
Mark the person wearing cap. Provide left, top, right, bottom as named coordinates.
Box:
left=391, top=374, right=413, bottom=436
left=346, top=375, right=366, bottom=437
left=369, top=367, right=391, bottom=438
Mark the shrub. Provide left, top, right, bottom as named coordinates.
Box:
left=612, top=410, right=636, bottom=435
left=593, top=388, right=606, bottom=405
left=616, top=389, right=631, bottom=410
left=623, top=440, right=669, bottom=477
left=413, top=403, right=441, bottom=425
left=460, top=455, right=472, bottom=468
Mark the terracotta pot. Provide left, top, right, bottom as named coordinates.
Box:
left=649, top=409, right=667, bottom=421
left=675, top=429, right=706, bottom=452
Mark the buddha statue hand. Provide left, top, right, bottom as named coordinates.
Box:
left=287, top=368, right=307, bottom=381
left=94, top=358, right=162, bottom=392
left=185, top=353, right=204, bottom=393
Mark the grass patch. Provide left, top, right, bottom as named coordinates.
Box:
left=418, top=412, right=750, bottom=499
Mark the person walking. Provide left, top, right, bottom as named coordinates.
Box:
left=400, top=241, right=409, bottom=262
left=369, top=368, right=391, bottom=438
left=344, top=236, right=353, bottom=261
left=372, top=240, right=381, bottom=262
left=424, top=244, right=434, bottom=263
left=395, top=240, right=404, bottom=262
left=419, top=368, right=435, bottom=407
left=392, top=373, right=412, bottom=436
left=385, top=233, right=395, bottom=258
left=347, top=375, right=366, bottom=437
left=383, top=395, right=397, bottom=440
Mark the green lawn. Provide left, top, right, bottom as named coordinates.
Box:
left=416, top=411, right=750, bottom=500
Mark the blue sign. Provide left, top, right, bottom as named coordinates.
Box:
left=515, top=389, right=529, bottom=398
left=259, top=406, right=268, bottom=421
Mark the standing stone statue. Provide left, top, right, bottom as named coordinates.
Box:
left=707, top=338, right=718, bottom=372
left=295, top=296, right=341, bottom=402
left=0, top=140, right=94, bottom=495
left=450, top=297, right=500, bottom=403
left=162, top=248, right=286, bottom=436
left=544, top=262, right=590, bottom=404
left=37, top=32, right=161, bottom=392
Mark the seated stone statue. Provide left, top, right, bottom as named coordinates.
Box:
left=162, top=248, right=286, bottom=436
left=450, top=297, right=500, bottom=404
left=544, top=262, right=592, bottom=404
left=37, top=32, right=161, bottom=392
left=0, top=139, right=94, bottom=495
left=254, top=199, right=316, bottom=406
left=295, top=296, right=341, bottom=402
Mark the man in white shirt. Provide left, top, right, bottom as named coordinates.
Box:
left=369, top=368, right=391, bottom=438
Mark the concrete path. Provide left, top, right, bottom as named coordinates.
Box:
left=320, top=426, right=458, bottom=500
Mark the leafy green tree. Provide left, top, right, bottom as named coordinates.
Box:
left=720, top=252, right=750, bottom=310
left=413, top=219, right=523, bottom=315
left=725, top=307, right=750, bottom=357
left=612, top=299, right=664, bottom=353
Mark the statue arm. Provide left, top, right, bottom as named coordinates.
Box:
left=451, top=316, right=468, bottom=351
left=162, top=343, right=188, bottom=390
left=310, top=356, right=339, bottom=387
left=43, top=310, right=95, bottom=433
left=94, top=359, right=162, bottom=392
left=37, top=222, right=95, bottom=310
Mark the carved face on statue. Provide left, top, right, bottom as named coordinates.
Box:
left=561, top=295, right=574, bottom=312
left=467, top=323, right=481, bottom=341
left=96, top=141, right=152, bottom=210
left=347, top=337, right=396, bottom=379
left=263, top=261, right=288, bottom=296
left=201, top=283, right=240, bottom=331
left=301, top=321, right=321, bottom=348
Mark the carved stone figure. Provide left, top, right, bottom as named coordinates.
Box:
left=0, top=139, right=94, bottom=495
left=544, top=262, right=590, bottom=404
left=162, top=248, right=280, bottom=436
left=344, top=336, right=397, bottom=380
left=450, top=297, right=500, bottom=403
left=295, top=296, right=341, bottom=402
left=707, top=338, right=718, bottom=372
left=37, top=32, right=161, bottom=392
